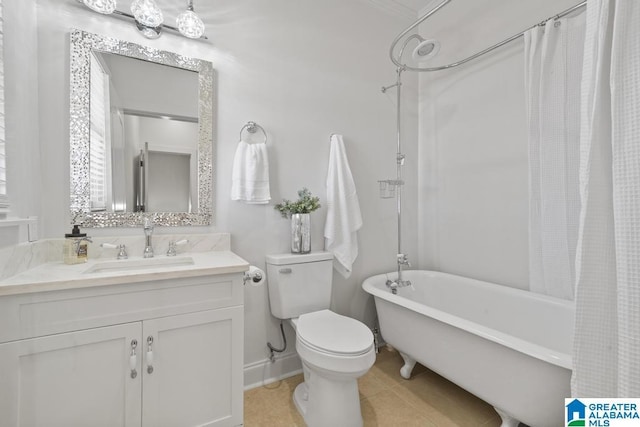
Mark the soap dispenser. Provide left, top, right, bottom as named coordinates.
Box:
left=64, top=225, right=91, bottom=265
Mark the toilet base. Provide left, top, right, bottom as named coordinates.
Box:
left=292, top=370, right=364, bottom=427
left=293, top=382, right=309, bottom=416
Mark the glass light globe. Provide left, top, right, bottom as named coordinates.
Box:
left=177, top=10, right=205, bottom=39
left=83, top=0, right=116, bottom=14
left=131, top=0, right=164, bottom=28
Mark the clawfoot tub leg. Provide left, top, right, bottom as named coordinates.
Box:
left=494, top=407, right=520, bottom=427
left=399, top=352, right=416, bottom=379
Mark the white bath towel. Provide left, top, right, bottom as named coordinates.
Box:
left=231, top=141, right=271, bottom=204
left=324, top=134, right=363, bottom=278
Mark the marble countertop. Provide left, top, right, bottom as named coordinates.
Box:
left=0, top=250, right=250, bottom=297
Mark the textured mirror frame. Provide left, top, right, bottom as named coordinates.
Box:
left=69, top=29, right=214, bottom=227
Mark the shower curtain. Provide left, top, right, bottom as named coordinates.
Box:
left=525, top=14, right=585, bottom=300
left=572, top=0, right=640, bottom=397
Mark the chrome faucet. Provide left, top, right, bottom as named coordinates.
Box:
left=386, top=279, right=399, bottom=294
left=386, top=276, right=412, bottom=294
left=386, top=253, right=412, bottom=294
left=166, top=239, right=189, bottom=257
left=397, top=253, right=411, bottom=267
left=117, top=244, right=128, bottom=260
left=143, top=217, right=154, bottom=258
left=101, top=243, right=128, bottom=260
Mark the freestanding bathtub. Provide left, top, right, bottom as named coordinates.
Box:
left=362, top=270, right=574, bottom=427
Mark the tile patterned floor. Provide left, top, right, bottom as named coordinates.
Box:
left=244, top=347, right=503, bottom=426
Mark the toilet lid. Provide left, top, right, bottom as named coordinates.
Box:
left=296, top=310, right=373, bottom=356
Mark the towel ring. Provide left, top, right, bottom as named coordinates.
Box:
left=240, top=121, right=268, bottom=144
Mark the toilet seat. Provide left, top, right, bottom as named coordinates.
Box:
left=296, top=310, right=374, bottom=356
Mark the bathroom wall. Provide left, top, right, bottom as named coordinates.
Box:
left=3, top=0, right=41, bottom=235
left=5, top=0, right=417, bottom=384
left=417, top=0, right=581, bottom=289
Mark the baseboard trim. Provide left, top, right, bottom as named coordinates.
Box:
left=243, top=352, right=303, bottom=390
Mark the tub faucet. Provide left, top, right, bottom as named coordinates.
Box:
left=385, top=253, right=412, bottom=294
left=386, top=277, right=412, bottom=294
left=386, top=279, right=399, bottom=294
left=143, top=217, right=154, bottom=258
left=397, top=253, right=411, bottom=267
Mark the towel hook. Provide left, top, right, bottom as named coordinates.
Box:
left=240, top=121, right=268, bottom=144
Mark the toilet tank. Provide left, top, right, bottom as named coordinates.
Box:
left=265, top=252, right=333, bottom=320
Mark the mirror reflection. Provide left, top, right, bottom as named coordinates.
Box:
left=89, top=52, right=199, bottom=214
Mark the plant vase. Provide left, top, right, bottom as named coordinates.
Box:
left=291, top=213, right=311, bottom=254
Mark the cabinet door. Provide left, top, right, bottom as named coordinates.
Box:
left=142, top=307, right=243, bottom=427
left=0, top=323, right=142, bottom=427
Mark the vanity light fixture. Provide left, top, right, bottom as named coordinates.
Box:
left=82, top=0, right=117, bottom=14
left=130, top=0, right=164, bottom=41
left=176, top=0, right=205, bottom=39
left=76, top=0, right=207, bottom=40
left=131, top=0, right=164, bottom=28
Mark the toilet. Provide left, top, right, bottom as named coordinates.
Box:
left=265, top=252, right=375, bottom=427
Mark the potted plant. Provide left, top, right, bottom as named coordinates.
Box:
left=274, top=188, right=321, bottom=253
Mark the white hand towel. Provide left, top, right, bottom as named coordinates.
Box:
left=324, top=134, right=363, bottom=278
left=231, top=141, right=271, bottom=204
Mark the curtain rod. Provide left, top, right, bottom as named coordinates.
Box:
left=390, top=0, right=587, bottom=72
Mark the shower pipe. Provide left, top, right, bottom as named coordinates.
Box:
left=383, top=63, right=412, bottom=294
left=382, top=0, right=586, bottom=292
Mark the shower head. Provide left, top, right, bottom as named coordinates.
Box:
left=412, top=39, right=440, bottom=62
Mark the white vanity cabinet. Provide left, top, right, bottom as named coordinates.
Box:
left=0, top=272, right=244, bottom=427
left=141, top=307, right=243, bottom=427
left=0, top=322, right=144, bottom=427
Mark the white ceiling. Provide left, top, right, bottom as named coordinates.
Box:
left=392, top=0, right=434, bottom=13
left=366, top=0, right=584, bottom=22
left=363, top=0, right=434, bottom=19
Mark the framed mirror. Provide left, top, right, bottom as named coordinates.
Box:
left=69, top=29, right=214, bottom=227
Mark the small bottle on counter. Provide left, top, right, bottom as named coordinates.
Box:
left=63, top=225, right=91, bottom=265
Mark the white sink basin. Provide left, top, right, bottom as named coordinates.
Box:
left=84, top=256, right=195, bottom=274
